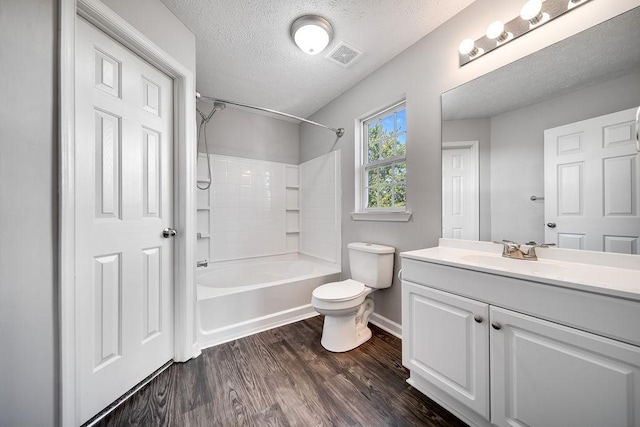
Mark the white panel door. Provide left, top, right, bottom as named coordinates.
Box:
left=75, top=17, right=174, bottom=424
left=490, top=306, right=640, bottom=427
left=402, top=281, right=489, bottom=418
left=442, top=142, right=479, bottom=240
left=544, top=108, right=640, bottom=253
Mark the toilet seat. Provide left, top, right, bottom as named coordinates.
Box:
left=312, top=279, right=365, bottom=302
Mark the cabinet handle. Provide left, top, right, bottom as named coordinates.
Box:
left=491, top=322, right=502, bottom=330
left=474, top=315, right=483, bottom=323
left=397, top=269, right=403, bottom=281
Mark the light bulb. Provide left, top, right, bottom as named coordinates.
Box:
left=458, top=38, right=476, bottom=56
left=486, top=21, right=510, bottom=43
left=521, top=0, right=544, bottom=25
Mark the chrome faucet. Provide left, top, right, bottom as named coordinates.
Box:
left=493, top=240, right=555, bottom=261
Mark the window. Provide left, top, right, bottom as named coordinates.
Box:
left=361, top=102, right=407, bottom=211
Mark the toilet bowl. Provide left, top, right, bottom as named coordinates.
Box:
left=311, top=242, right=395, bottom=352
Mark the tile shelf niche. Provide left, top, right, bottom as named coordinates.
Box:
left=285, top=165, right=300, bottom=253
left=196, top=156, right=212, bottom=263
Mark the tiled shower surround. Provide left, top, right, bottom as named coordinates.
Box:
left=197, top=152, right=340, bottom=263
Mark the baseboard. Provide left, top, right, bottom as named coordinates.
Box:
left=198, top=304, right=319, bottom=350
left=369, top=312, right=402, bottom=339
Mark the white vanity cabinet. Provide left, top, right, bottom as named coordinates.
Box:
left=401, top=240, right=640, bottom=427
left=490, top=306, right=640, bottom=427
left=403, top=282, right=490, bottom=418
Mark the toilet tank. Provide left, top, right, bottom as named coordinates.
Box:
left=348, top=242, right=395, bottom=289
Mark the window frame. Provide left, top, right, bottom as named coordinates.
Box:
left=359, top=100, right=407, bottom=213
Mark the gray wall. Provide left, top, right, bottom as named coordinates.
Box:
left=442, top=118, right=492, bottom=241
left=0, top=1, right=58, bottom=425
left=201, top=107, right=299, bottom=164
left=0, top=1, right=195, bottom=425
left=299, top=0, right=637, bottom=325
left=490, top=70, right=640, bottom=243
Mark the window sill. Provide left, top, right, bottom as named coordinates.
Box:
left=350, top=211, right=412, bottom=222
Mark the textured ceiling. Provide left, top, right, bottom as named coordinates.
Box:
left=442, top=8, right=640, bottom=120
left=161, top=0, right=475, bottom=118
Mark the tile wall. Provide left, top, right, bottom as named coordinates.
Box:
left=197, top=152, right=340, bottom=264
left=197, top=155, right=295, bottom=262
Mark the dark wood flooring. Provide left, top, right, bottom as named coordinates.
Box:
left=94, top=316, right=467, bottom=426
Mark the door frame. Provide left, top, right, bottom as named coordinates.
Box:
left=59, top=0, right=198, bottom=425
left=441, top=140, right=480, bottom=240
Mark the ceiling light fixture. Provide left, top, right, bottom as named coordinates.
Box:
left=458, top=0, right=591, bottom=66
left=290, top=15, right=333, bottom=55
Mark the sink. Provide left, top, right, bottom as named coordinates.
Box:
left=459, top=254, right=566, bottom=276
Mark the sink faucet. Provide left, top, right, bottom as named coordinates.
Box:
left=493, top=241, right=555, bottom=261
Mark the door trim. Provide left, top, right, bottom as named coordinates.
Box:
left=59, top=1, right=198, bottom=425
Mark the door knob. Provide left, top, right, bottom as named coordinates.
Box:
left=162, top=227, right=177, bottom=238
left=491, top=322, right=502, bottom=330
left=474, top=315, right=483, bottom=323
left=546, top=222, right=556, bottom=228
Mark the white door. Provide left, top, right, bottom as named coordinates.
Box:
left=442, top=142, right=479, bottom=240
left=490, top=306, right=640, bottom=427
left=544, top=108, right=640, bottom=253
left=75, top=17, right=174, bottom=423
left=402, top=281, right=489, bottom=418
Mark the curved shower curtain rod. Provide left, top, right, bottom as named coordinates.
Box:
left=196, top=93, right=345, bottom=138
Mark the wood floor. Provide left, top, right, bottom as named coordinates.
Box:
left=93, top=316, right=467, bottom=426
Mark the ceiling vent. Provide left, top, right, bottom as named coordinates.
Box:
left=326, top=42, right=362, bottom=67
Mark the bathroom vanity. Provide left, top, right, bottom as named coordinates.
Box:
left=400, top=238, right=640, bottom=427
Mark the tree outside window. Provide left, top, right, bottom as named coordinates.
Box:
left=363, top=104, right=406, bottom=210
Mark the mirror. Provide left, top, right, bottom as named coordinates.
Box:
left=441, top=7, right=640, bottom=254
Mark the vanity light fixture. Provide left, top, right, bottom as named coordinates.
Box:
left=459, top=0, right=591, bottom=66
left=291, top=15, right=333, bottom=55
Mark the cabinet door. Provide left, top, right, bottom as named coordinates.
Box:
left=402, top=281, right=490, bottom=417
left=490, top=306, right=640, bottom=427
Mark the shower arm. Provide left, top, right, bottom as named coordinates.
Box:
left=197, top=94, right=345, bottom=138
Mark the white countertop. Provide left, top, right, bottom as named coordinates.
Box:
left=401, top=239, right=640, bottom=301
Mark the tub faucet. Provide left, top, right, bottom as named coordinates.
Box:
left=197, top=260, right=208, bottom=268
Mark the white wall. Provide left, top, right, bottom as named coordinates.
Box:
left=202, top=106, right=299, bottom=165
left=0, top=1, right=195, bottom=425
left=299, top=1, right=638, bottom=325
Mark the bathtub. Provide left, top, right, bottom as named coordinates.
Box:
left=197, top=253, right=341, bottom=349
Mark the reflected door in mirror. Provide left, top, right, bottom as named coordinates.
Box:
left=442, top=142, right=479, bottom=240
left=544, top=107, right=640, bottom=254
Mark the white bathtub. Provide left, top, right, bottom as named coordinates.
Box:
left=197, top=253, right=340, bottom=349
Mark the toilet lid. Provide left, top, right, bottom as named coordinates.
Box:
left=312, top=279, right=365, bottom=302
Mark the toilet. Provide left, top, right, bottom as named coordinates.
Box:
left=311, top=242, right=395, bottom=352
